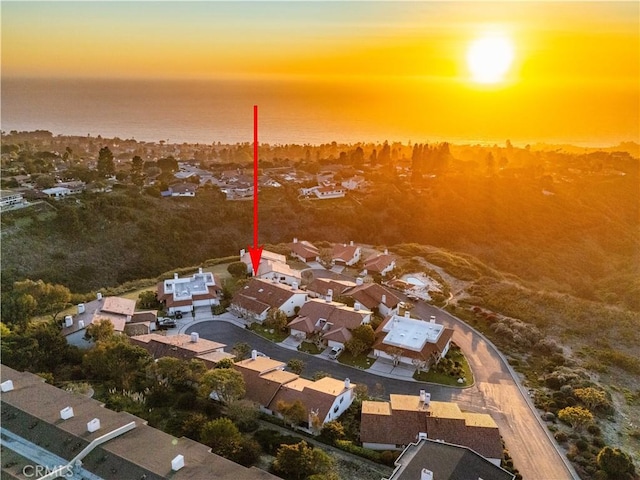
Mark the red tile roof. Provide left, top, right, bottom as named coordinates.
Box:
left=346, top=283, right=401, bottom=310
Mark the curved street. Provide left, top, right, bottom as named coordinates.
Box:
left=184, top=303, right=577, bottom=480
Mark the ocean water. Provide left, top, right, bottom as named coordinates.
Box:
left=1, top=77, right=410, bottom=145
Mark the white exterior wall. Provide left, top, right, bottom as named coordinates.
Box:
left=290, top=328, right=308, bottom=338
left=362, top=442, right=400, bottom=451
left=193, top=297, right=220, bottom=307
left=374, top=349, right=415, bottom=366
left=344, top=248, right=361, bottom=266
left=379, top=261, right=396, bottom=276
left=327, top=339, right=344, bottom=349
left=322, top=389, right=354, bottom=423
left=379, top=303, right=398, bottom=317
left=278, top=293, right=307, bottom=317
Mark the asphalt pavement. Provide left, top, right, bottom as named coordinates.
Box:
left=176, top=305, right=578, bottom=480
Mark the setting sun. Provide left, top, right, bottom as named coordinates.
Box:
left=467, top=33, right=515, bottom=84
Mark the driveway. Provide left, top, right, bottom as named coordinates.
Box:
left=185, top=307, right=577, bottom=480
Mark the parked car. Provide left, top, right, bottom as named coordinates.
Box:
left=329, top=346, right=343, bottom=360
left=156, top=317, right=177, bottom=330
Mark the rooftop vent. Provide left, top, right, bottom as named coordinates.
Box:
left=381, top=294, right=387, bottom=304
left=64, top=315, right=73, bottom=328
left=190, top=332, right=199, bottom=343
left=251, top=349, right=258, bottom=360
left=356, top=277, right=364, bottom=286
left=292, top=282, right=299, bottom=290
left=174, top=273, right=179, bottom=279
left=421, top=468, right=434, bottom=480
left=404, top=311, right=410, bottom=318
left=1, top=380, right=14, bottom=392
left=354, top=302, right=361, bottom=311
left=87, top=418, right=101, bottom=433
left=344, top=378, right=351, bottom=389
left=199, top=267, right=203, bottom=274
left=60, top=406, right=74, bottom=420
left=77, top=303, right=86, bottom=314
left=78, top=320, right=85, bottom=329
left=171, top=454, right=185, bottom=472
left=418, top=432, right=427, bottom=441
left=97, top=292, right=103, bottom=301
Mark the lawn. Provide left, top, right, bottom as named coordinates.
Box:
left=298, top=341, right=322, bottom=355
left=249, top=324, right=289, bottom=343
left=413, top=347, right=474, bottom=387
left=338, top=351, right=374, bottom=369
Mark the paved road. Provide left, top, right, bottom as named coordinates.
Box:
left=185, top=308, right=577, bottom=480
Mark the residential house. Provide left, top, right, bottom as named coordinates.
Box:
left=0, top=366, right=280, bottom=480
left=157, top=268, right=221, bottom=315
left=313, top=185, right=346, bottom=199
left=341, top=175, right=366, bottom=191
left=230, top=278, right=308, bottom=323
left=240, top=248, right=288, bottom=275
left=385, top=438, right=515, bottom=480
left=287, top=298, right=372, bottom=348
left=0, top=190, right=27, bottom=211
left=372, top=312, right=453, bottom=368
left=289, top=238, right=320, bottom=263
left=61, top=295, right=136, bottom=346
left=345, top=280, right=402, bottom=317
left=364, top=250, right=397, bottom=276
left=58, top=180, right=86, bottom=195
left=234, top=352, right=356, bottom=433
left=129, top=332, right=234, bottom=364
left=42, top=186, right=71, bottom=199
left=332, top=242, right=361, bottom=266
left=168, top=183, right=198, bottom=197
left=255, top=260, right=302, bottom=287
left=306, top=278, right=355, bottom=299
left=360, top=392, right=504, bottom=466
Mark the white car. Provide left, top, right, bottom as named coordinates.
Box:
left=329, top=346, right=343, bottom=360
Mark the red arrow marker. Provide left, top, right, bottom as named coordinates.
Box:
left=247, top=105, right=263, bottom=276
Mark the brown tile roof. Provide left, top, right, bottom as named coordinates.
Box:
left=332, top=243, right=359, bottom=263
left=234, top=358, right=295, bottom=407
left=346, top=283, right=402, bottom=310
left=360, top=395, right=502, bottom=460
left=290, top=240, right=320, bottom=261
left=131, top=310, right=157, bottom=323
left=102, top=296, right=136, bottom=316
left=306, top=278, right=354, bottom=297
left=232, top=279, right=304, bottom=315
left=195, top=351, right=236, bottom=368
left=268, top=378, right=339, bottom=423
left=129, top=333, right=226, bottom=360
left=124, top=322, right=150, bottom=337
left=296, top=299, right=370, bottom=331
left=287, top=315, right=316, bottom=334
left=363, top=253, right=396, bottom=273
left=322, top=327, right=352, bottom=343
left=0, top=366, right=280, bottom=480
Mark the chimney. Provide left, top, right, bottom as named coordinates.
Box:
left=251, top=349, right=258, bottom=360
left=384, top=248, right=389, bottom=255
left=171, top=454, right=185, bottom=472
left=350, top=240, right=354, bottom=246
left=327, top=288, right=333, bottom=298
left=87, top=418, right=101, bottom=433
left=419, top=390, right=427, bottom=402
left=404, top=311, right=410, bottom=318
left=345, top=378, right=351, bottom=389
left=354, top=302, right=361, bottom=311
left=190, top=332, right=199, bottom=343
left=199, top=267, right=203, bottom=274
left=77, top=303, right=85, bottom=314
left=292, top=281, right=299, bottom=290
left=174, top=273, right=179, bottom=280
left=64, top=315, right=73, bottom=327
left=96, top=292, right=103, bottom=301
left=356, top=277, right=364, bottom=286
left=60, top=406, right=74, bottom=420
left=78, top=320, right=85, bottom=329
left=1, top=380, right=14, bottom=392
left=326, top=294, right=332, bottom=303
left=430, top=315, right=436, bottom=323
left=293, top=238, right=298, bottom=243
left=418, top=432, right=427, bottom=441
left=240, top=248, right=246, bottom=258
left=381, top=294, right=387, bottom=305
left=421, top=469, right=433, bottom=480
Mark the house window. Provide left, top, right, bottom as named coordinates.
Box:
left=339, top=397, right=344, bottom=404
left=333, top=406, right=339, bottom=413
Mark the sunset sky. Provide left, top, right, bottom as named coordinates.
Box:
left=2, top=1, right=638, bottom=145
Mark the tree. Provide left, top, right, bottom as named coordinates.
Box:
left=130, top=155, right=144, bottom=186
left=82, top=336, right=153, bottom=391
left=157, top=155, right=178, bottom=173
left=557, top=406, right=593, bottom=431
left=412, top=357, right=429, bottom=374
left=287, top=358, right=304, bottom=375
left=34, top=174, right=55, bottom=189
left=574, top=387, right=608, bottom=411
left=215, top=358, right=235, bottom=369
left=180, top=412, right=208, bottom=441
left=11, top=279, right=72, bottom=323
left=200, top=368, right=245, bottom=404
left=344, top=338, right=368, bottom=357
left=265, top=308, right=288, bottom=332
left=319, top=420, right=345, bottom=444
left=227, top=261, right=248, bottom=277
left=97, top=146, right=115, bottom=177
left=232, top=342, right=251, bottom=361
left=226, top=399, right=260, bottom=432
left=596, top=446, right=636, bottom=479
left=1, top=291, right=37, bottom=329
left=200, top=418, right=242, bottom=458
left=313, top=371, right=331, bottom=381
left=273, top=441, right=334, bottom=480
left=84, top=318, right=115, bottom=342
left=150, top=357, right=205, bottom=392
left=276, top=399, right=307, bottom=428
left=354, top=383, right=369, bottom=401
left=137, top=290, right=160, bottom=309
left=386, top=346, right=404, bottom=367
